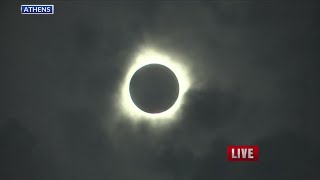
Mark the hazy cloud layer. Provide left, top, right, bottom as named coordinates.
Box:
left=1, top=1, right=319, bottom=180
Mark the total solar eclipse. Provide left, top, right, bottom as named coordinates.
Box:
left=119, top=49, right=191, bottom=122
left=129, top=64, right=179, bottom=114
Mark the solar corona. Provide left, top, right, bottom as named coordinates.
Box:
left=119, top=49, right=191, bottom=123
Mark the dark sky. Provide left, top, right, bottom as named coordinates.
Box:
left=1, top=0, right=320, bottom=180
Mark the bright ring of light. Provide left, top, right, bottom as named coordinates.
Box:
left=119, top=48, right=191, bottom=123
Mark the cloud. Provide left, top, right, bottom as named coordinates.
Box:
left=1, top=1, right=319, bottom=180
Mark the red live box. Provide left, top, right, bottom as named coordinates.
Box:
left=227, top=145, right=258, bottom=162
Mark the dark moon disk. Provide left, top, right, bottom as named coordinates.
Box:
left=129, top=64, right=179, bottom=114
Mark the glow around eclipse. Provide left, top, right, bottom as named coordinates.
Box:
left=119, top=48, right=192, bottom=123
